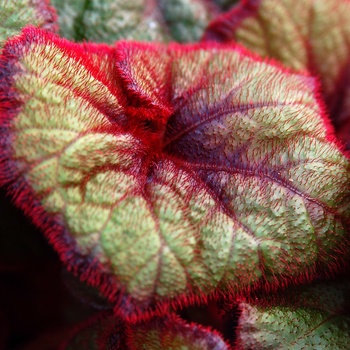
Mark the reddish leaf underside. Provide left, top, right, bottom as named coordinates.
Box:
left=62, top=313, right=230, bottom=350
left=202, top=0, right=350, bottom=147
left=0, top=27, right=350, bottom=319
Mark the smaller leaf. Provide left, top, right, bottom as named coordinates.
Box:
left=157, top=0, right=218, bottom=42
left=235, top=278, right=350, bottom=349
left=0, top=0, right=57, bottom=48
left=62, top=313, right=231, bottom=350
left=202, top=0, right=350, bottom=146
left=51, top=0, right=218, bottom=43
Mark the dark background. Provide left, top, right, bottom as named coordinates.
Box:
left=0, top=189, right=97, bottom=350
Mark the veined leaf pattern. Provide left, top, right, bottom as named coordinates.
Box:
left=0, top=27, right=349, bottom=317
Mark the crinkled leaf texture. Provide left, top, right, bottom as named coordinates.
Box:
left=1, top=27, right=350, bottom=319
left=0, top=0, right=57, bottom=48
left=51, top=0, right=218, bottom=43
left=203, top=0, right=350, bottom=147
left=62, top=312, right=230, bottom=350
left=235, top=278, right=350, bottom=349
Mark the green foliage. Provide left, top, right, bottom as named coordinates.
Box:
left=51, top=0, right=217, bottom=43
left=1, top=0, right=350, bottom=349
left=0, top=0, right=56, bottom=48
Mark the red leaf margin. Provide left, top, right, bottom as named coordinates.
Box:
left=1, top=26, right=350, bottom=322
left=203, top=0, right=350, bottom=153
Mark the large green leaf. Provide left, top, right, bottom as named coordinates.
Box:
left=1, top=27, right=350, bottom=318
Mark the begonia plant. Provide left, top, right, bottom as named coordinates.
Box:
left=1, top=0, right=350, bottom=349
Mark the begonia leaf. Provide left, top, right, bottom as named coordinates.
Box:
left=62, top=313, right=230, bottom=350
left=0, top=0, right=57, bottom=48
left=1, top=27, right=350, bottom=319
left=203, top=0, right=350, bottom=146
left=157, top=0, right=218, bottom=43
left=51, top=0, right=218, bottom=43
left=235, top=278, right=350, bottom=349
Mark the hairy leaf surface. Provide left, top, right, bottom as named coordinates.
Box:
left=236, top=278, right=350, bottom=349
left=0, top=0, right=57, bottom=48
left=51, top=0, right=218, bottom=43
left=203, top=0, right=350, bottom=146
left=1, top=27, right=350, bottom=318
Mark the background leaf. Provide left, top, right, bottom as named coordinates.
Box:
left=0, top=0, right=57, bottom=48
left=202, top=0, right=350, bottom=147
left=51, top=0, right=219, bottom=43
left=235, top=277, right=350, bottom=349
